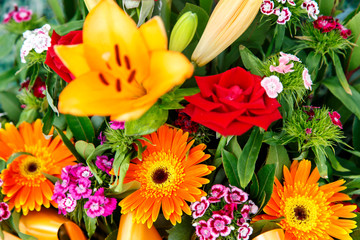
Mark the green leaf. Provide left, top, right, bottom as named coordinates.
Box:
left=53, top=21, right=85, bottom=35
left=239, top=45, right=264, bottom=76
left=238, top=127, right=263, bottom=189
left=200, top=0, right=213, bottom=14
left=265, top=145, right=290, bottom=180
left=346, top=178, right=360, bottom=189
left=0, top=33, right=17, bottom=58
left=17, top=108, right=39, bottom=126
left=353, top=117, right=360, bottom=151
left=45, top=89, right=59, bottom=116
left=257, top=164, right=276, bottom=212
left=8, top=212, right=37, bottom=240
left=7, top=152, right=33, bottom=165
left=105, top=230, right=119, bottom=240
left=47, top=0, right=65, bottom=24
left=318, top=0, right=334, bottom=15
left=75, top=141, right=95, bottom=159
left=222, top=149, right=240, bottom=187
left=346, top=12, right=360, bottom=72
left=305, top=51, right=322, bottom=79
left=250, top=174, right=260, bottom=199
left=65, top=115, right=95, bottom=142
left=0, top=91, right=22, bottom=123
left=167, top=215, right=194, bottom=240
left=54, top=126, right=84, bottom=162
left=274, top=24, right=285, bottom=53
left=42, top=172, right=61, bottom=184
left=83, top=214, right=97, bottom=239
left=179, top=3, right=209, bottom=40
left=325, top=147, right=350, bottom=172
left=0, top=69, right=17, bottom=91
left=110, top=151, right=131, bottom=193
left=29, top=64, right=40, bottom=88
left=225, top=136, right=242, bottom=159
left=125, top=103, right=168, bottom=136
left=312, top=146, right=328, bottom=178
left=42, top=108, right=55, bottom=135
left=323, top=77, right=360, bottom=120
left=330, top=52, right=352, bottom=95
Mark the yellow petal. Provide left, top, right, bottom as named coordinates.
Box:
left=54, top=44, right=90, bottom=78
left=83, top=0, right=150, bottom=81
left=58, top=71, right=150, bottom=118
left=139, top=16, right=168, bottom=52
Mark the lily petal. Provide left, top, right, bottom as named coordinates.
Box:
left=139, top=16, right=168, bottom=52
left=54, top=44, right=90, bottom=78
left=83, top=0, right=150, bottom=81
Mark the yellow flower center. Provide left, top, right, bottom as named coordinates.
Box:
left=15, top=142, right=54, bottom=187
left=138, top=150, right=185, bottom=198
left=284, top=196, right=318, bottom=232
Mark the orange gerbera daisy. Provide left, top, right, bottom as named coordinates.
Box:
left=255, top=160, right=357, bottom=240
left=0, top=119, right=77, bottom=215
left=119, top=125, right=215, bottom=228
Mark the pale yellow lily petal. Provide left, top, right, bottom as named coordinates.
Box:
left=139, top=16, right=168, bottom=52
left=83, top=0, right=150, bottom=80
left=54, top=44, right=90, bottom=78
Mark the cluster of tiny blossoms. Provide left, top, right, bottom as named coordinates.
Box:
left=52, top=164, right=117, bottom=218
left=261, top=52, right=312, bottom=99
left=3, top=4, right=32, bottom=24
left=261, top=0, right=319, bottom=25
left=20, top=24, right=52, bottom=63
left=313, top=16, right=351, bottom=39
left=191, top=185, right=258, bottom=240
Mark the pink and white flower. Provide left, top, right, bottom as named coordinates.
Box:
left=13, top=7, right=32, bottom=23
left=208, top=184, right=229, bottom=203
left=191, top=197, right=210, bottom=219
left=58, top=194, right=77, bottom=215
left=261, top=76, right=283, bottom=98
left=224, top=186, right=249, bottom=204
left=302, top=67, right=313, bottom=90
left=208, top=214, right=232, bottom=237
left=0, top=202, right=11, bottom=222
left=280, top=52, right=300, bottom=62
left=270, top=61, right=294, bottom=74
left=76, top=166, right=93, bottom=178
left=212, top=203, right=238, bottom=219
left=275, top=7, right=291, bottom=24
left=260, top=0, right=275, bottom=15
left=96, top=155, right=114, bottom=174
left=248, top=200, right=259, bottom=214
left=306, top=1, right=319, bottom=20
left=237, top=223, right=253, bottom=240
left=69, top=178, right=92, bottom=200
left=195, top=220, right=216, bottom=240
left=20, top=24, right=51, bottom=63
left=329, top=111, right=343, bottom=129
left=241, top=205, right=251, bottom=220
left=277, top=0, right=286, bottom=3
left=84, top=188, right=117, bottom=218
left=287, top=0, right=296, bottom=6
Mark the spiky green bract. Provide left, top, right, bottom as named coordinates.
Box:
left=104, top=127, right=135, bottom=153
left=295, top=23, right=353, bottom=62
left=282, top=106, right=344, bottom=151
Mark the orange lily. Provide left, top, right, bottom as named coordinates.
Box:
left=55, top=0, right=193, bottom=121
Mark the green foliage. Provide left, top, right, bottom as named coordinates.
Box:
left=65, top=115, right=96, bottom=142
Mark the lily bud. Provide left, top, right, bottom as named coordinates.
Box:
left=169, top=11, right=198, bottom=52
left=83, top=0, right=100, bottom=11
left=191, top=0, right=263, bottom=67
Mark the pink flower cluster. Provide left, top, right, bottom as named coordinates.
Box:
left=313, top=16, right=352, bottom=39
left=95, top=155, right=114, bottom=175
left=3, top=4, right=32, bottom=24
left=191, top=185, right=258, bottom=240
left=52, top=164, right=117, bottom=218
left=260, top=0, right=319, bottom=25
left=328, top=111, right=342, bottom=129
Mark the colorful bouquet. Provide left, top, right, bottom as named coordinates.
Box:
left=0, top=0, right=359, bottom=239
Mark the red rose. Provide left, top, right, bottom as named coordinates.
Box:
left=45, top=30, right=83, bottom=83
left=184, top=67, right=282, bottom=136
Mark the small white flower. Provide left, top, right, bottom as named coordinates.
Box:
left=261, top=75, right=283, bottom=98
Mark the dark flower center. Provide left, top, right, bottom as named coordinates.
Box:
left=152, top=168, right=169, bottom=184
left=294, top=206, right=307, bottom=221
left=27, top=162, right=38, bottom=173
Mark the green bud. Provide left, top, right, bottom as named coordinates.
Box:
left=169, top=12, right=198, bottom=52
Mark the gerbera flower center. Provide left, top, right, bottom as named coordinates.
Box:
left=139, top=150, right=185, bottom=198
left=20, top=156, right=43, bottom=176
left=284, top=196, right=318, bottom=232
left=152, top=168, right=169, bottom=184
